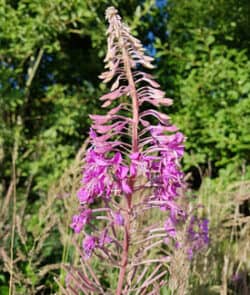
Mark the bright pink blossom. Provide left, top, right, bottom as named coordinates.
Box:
left=83, top=235, right=97, bottom=258
left=68, top=7, right=208, bottom=294
left=70, top=209, right=92, bottom=233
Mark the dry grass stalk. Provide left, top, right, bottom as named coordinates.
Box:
left=0, top=141, right=88, bottom=294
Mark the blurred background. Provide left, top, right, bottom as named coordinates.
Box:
left=0, top=0, right=249, bottom=294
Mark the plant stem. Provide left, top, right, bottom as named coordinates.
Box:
left=116, top=197, right=130, bottom=295
left=122, top=47, right=139, bottom=153
left=116, top=40, right=139, bottom=294
left=9, top=134, right=19, bottom=295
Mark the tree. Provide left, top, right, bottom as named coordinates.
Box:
left=154, top=0, right=250, bottom=174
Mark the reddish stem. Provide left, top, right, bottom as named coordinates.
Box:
left=116, top=195, right=131, bottom=295
left=116, top=42, right=139, bottom=295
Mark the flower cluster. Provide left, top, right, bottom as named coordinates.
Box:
left=187, top=216, right=209, bottom=259
left=68, top=7, right=208, bottom=294
left=70, top=209, right=92, bottom=233
left=83, top=230, right=112, bottom=258
left=77, top=147, right=131, bottom=205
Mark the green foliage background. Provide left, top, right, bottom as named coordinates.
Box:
left=0, top=0, right=249, bottom=294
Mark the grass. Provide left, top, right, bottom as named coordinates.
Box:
left=0, top=146, right=249, bottom=294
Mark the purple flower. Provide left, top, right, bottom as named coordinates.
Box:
left=111, top=152, right=123, bottom=165
left=187, top=248, right=194, bottom=260
left=168, top=132, right=185, bottom=158
left=78, top=150, right=132, bottom=204
left=77, top=187, right=94, bottom=204
left=164, top=217, right=176, bottom=238
left=70, top=209, right=92, bottom=233
left=129, top=152, right=156, bottom=178
left=113, top=211, right=124, bottom=226
left=115, top=164, right=132, bottom=195
left=187, top=216, right=209, bottom=254
left=78, top=150, right=115, bottom=204
left=83, top=235, right=97, bottom=258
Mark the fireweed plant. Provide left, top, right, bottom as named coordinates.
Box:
left=66, top=7, right=208, bottom=294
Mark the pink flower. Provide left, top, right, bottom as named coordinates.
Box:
left=164, top=217, right=176, bottom=238
left=115, top=165, right=132, bottom=195
left=70, top=209, right=92, bottom=233
left=188, top=217, right=209, bottom=252
left=113, top=211, right=124, bottom=226
left=83, top=235, right=97, bottom=258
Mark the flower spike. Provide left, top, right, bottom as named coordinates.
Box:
left=66, top=7, right=209, bottom=295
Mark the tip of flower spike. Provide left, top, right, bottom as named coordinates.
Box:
left=105, top=7, right=118, bottom=20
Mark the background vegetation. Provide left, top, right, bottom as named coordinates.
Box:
left=0, top=0, right=249, bottom=294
